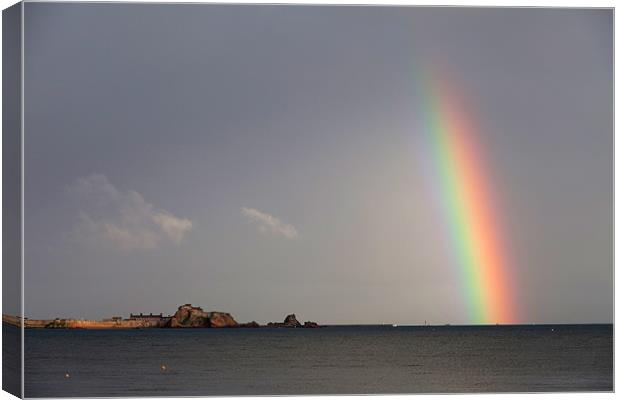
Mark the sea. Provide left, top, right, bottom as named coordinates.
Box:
left=7, top=324, right=614, bottom=397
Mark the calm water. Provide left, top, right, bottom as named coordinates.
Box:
left=15, top=324, right=613, bottom=397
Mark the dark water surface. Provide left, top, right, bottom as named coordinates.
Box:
left=20, top=324, right=612, bottom=397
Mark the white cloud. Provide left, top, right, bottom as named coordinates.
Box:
left=241, top=207, right=298, bottom=239
left=69, top=174, right=192, bottom=251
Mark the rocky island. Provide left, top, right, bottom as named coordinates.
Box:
left=267, top=313, right=319, bottom=328
left=2, top=303, right=320, bottom=329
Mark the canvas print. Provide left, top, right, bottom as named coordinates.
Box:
left=2, top=2, right=613, bottom=397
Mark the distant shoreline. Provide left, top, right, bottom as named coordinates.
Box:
left=3, top=314, right=611, bottom=330
left=2, top=303, right=322, bottom=330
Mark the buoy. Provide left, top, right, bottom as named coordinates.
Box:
left=64, top=372, right=70, bottom=379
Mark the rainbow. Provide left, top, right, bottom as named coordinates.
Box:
left=417, top=67, right=518, bottom=325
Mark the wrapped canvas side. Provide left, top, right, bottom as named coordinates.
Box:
left=3, top=2, right=23, bottom=398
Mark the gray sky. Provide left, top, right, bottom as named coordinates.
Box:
left=22, top=4, right=612, bottom=324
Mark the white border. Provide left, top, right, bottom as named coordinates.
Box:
left=12, top=0, right=618, bottom=6
left=0, top=2, right=615, bottom=400
left=20, top=1, right=24, bottom=398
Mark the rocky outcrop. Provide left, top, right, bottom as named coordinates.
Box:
left=6, top=306, right=320, bottom=329
left=267, top=314, right=318, bottom=328
left=168, top=304, right=209, bottom=327
left=239, top=321, right=260, bottom=328
left=166, top=304, right=238, bottom=328
left=207, top=312, right=238, bottom=328
left=283, top=314, right=302, bottom=327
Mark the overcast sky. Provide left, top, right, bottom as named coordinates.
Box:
left=21, top=4, right=612, bottom=324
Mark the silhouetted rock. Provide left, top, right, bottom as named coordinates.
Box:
left=283, top=314, right=302, bottom=327
left=266, top=313, right=319, bottom=328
